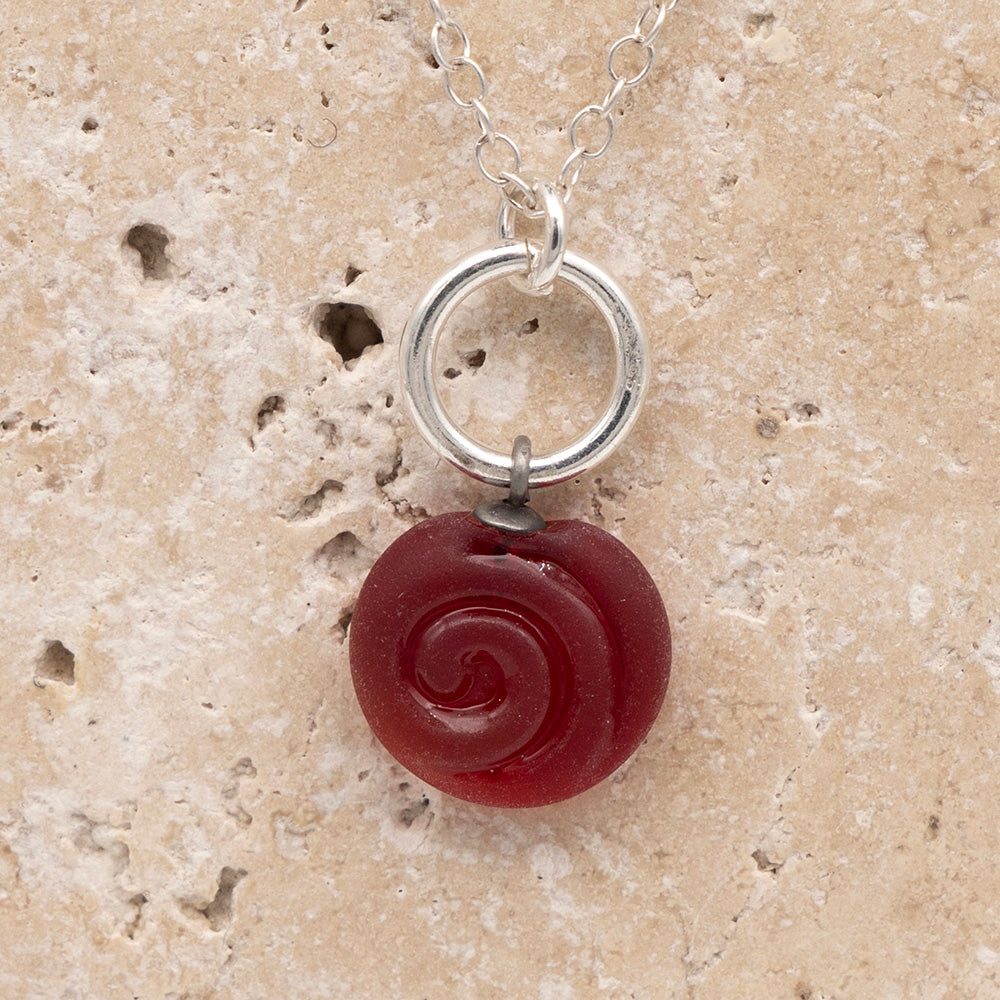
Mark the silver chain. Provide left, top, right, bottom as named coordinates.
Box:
left=427, top=0, right=679, bottom=219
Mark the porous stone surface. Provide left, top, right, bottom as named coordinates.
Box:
left=2, top=1, right=999, bottom=997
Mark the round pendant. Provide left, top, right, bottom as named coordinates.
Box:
left=349, top=512, right=670, bottom=808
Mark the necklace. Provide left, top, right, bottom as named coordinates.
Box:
left=349, top=1, right=677, bottom=808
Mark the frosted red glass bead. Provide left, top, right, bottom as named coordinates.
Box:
left=349, top=512, right=671, bottom=808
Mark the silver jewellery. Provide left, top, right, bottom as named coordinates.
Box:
left=427, top=0, right=678, bottom=220
left=411, top=0, right=679, bottom=492
left=348, top=1, right=678, bottom=808
left=401, top=243, right=648, bottom=490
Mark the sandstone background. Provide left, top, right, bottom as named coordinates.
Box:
left=2, top=1, right=999, bottom=997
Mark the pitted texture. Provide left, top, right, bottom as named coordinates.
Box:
left=2, top=1, right=1000, bottom=997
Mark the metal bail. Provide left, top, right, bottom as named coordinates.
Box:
left=507, top=434, right=532, bottom=507
left=496, top=181, right=567, bottom=296
left=472, top=436, right=548, bottom=535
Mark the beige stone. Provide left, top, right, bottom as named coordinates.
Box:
left=2, top=0, right=999, bottom=997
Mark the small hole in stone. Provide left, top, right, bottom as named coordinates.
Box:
left=316, top=534, right=373, bottom=594
left=316, top=419, right=338, bottom=447
left=751, top=848, right=782, bottom=873
left=398, top=795, right=430, bottom=828
left=756, top=417, right=779, bottom=439
left=745, top=12, right=776, bottom=37
left=125, top=223, right=172, bottom=280
left=124, top=893, right=148, bottom=939
left=462, top=348, right=486, bottom=369
left=518, top=318, right=539, bottom=336
left=344, top=264, right=364, bottom=286
left=339, top=608, right=354, bottom=638
left=376, top=448, right=403, bottom=488
left=314, top=302, right=383, bottom=364
left=82, top=117, right=99, bottom=132
left=284, top=479, right=344, bottom=521
left=256, top=395, right=286, bottom=430
left=35, top=640, right=76, bottom=686
left=318, top=530, right=360, bottom=564
left=198, top=866, right=247, bottom=932
left=443, top=367, right=461, bottom=380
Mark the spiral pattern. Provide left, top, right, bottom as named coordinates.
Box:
left=349, top=512, right=671, bottom=808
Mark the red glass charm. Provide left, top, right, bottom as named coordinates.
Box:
left=349, top=512, right=670, bottom=808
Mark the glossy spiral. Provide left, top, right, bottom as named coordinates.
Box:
left=349, top=512, right=671, bottom=808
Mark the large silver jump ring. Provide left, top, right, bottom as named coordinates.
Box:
left=496, top=181, right=567, bottom=295
left=400, top=243, right=648, bottom=488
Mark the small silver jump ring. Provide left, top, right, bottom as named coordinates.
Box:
left=508, top=435, right=532, bottom=507
left=558, top=146, right=588, bottom=200
left=601, top=76, right=628, bottom=118
left=470, top=97, right=494, bottom=141
left=444, top=55, right=487, bottom=109
left=569, top=105, right=616, bottom=160
left=474, top=132, right=521, bottom=186
left=430, top=18, right=470, bottom=72
left=499, top=172, right=544, bottom=219
left=496, top=181, right=567, bottom=295
left=400, top=243, right=648, bottom=488
left=608, top=35, right=656, bottom=88
left=635, top=2, right=668, bottom=45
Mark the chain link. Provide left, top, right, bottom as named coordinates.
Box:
left=427, top=0, right=679, bottom=217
